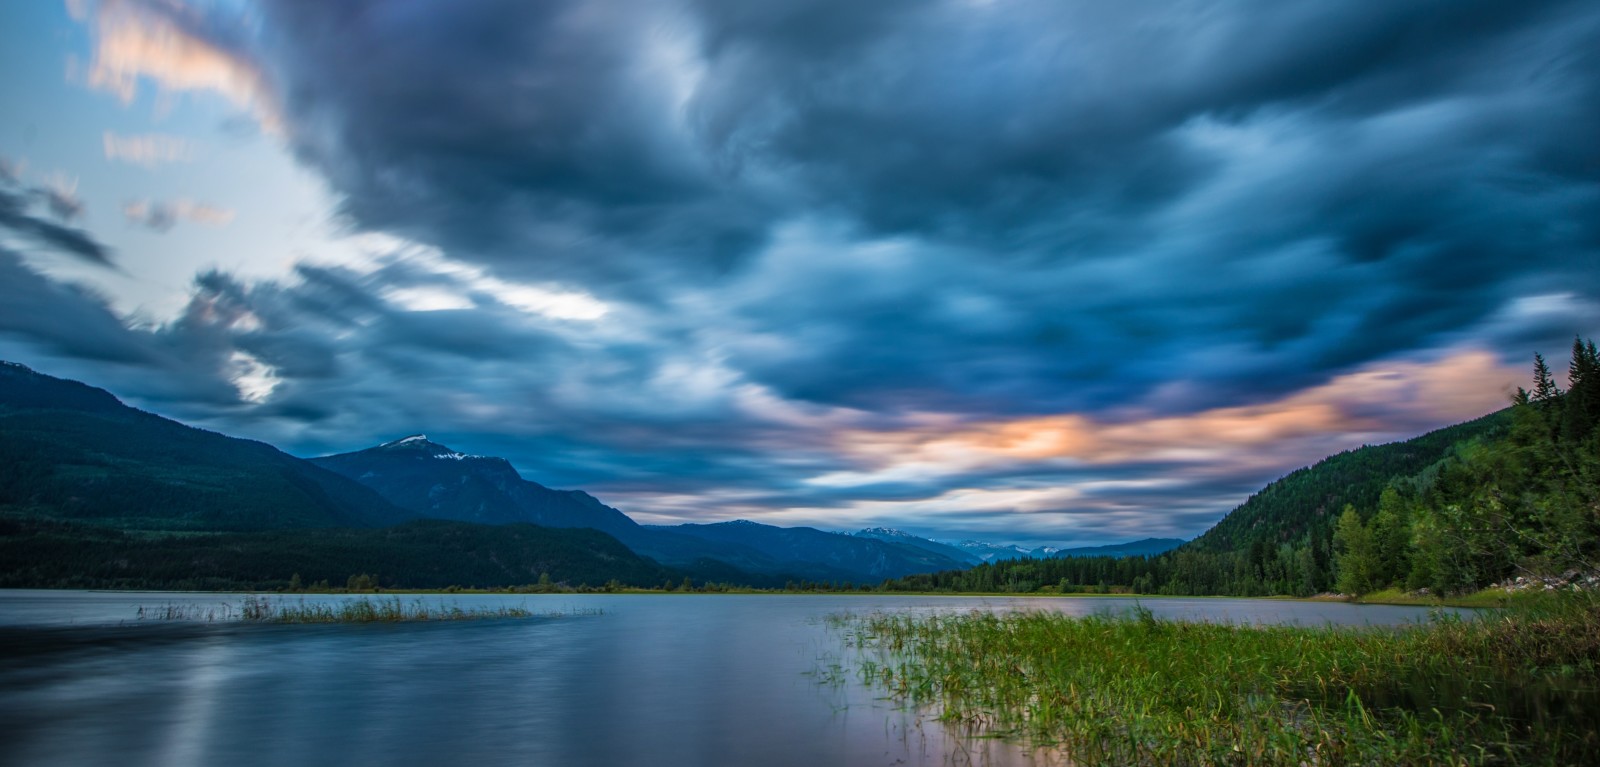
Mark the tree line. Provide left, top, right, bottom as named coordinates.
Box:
left=1333, top=337, right=1600, bottom=594
left=881, top=338, right=1600, bottom=597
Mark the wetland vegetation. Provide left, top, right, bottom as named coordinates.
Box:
left=833, top=594, right=1600, bottom=765
left=135, top=595, right=550, bottom=623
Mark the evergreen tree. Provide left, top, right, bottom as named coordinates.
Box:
left=1533, top=352, right=1560, bottom=402
left=1368, top=488, right=1411, bottom=589
left=1562, top=338, right=1599, bottom=444
left=1333, top=506, right=1375, bottom=595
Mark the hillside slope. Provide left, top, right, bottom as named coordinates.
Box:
left=879, top=407, right=1520, bottom=596
left=0, top=362, right=411, bottom=531
left=1186, top=409, right=1511, bottom=554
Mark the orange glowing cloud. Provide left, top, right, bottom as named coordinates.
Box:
left=71, top=0, right=278, bottom=129
left=814, top=348, right=1520, bottom=487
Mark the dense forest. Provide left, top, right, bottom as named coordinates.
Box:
left=0, top=517, right=681, bottom=591
left=883, top=338, right=1600, bottom=597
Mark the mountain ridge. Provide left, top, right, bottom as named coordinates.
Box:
left=0, top=361, right=413, bottom=531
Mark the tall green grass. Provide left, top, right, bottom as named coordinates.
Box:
left=832, top=596, right=1600, bottom=765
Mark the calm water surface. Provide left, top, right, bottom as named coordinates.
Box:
left=0, top=591, right=1473, bottom=767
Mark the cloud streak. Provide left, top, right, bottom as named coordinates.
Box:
left=0, top=167, right=113, bottom=267
left=102, top=131, right=192, bottom=166
left=122, top=198, right=234, bottom=231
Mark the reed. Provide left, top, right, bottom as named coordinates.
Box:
left=136, top=596, right=597, bottom=624
left=831, top=595, right=1600, bottom=765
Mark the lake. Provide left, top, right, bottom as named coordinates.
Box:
left=0, top=591, right=1473, bottom=767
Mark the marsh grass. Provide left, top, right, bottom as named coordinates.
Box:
left=830, top=596, right=1600, bottom=765
left=137, top=595, right=595, bottom=624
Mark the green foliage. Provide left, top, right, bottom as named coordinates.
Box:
left=834, top=594, right=1600, bottom=764
left=881, top=336, right=1600, bottom=599
left=1333, top=505, right=1374, bottom=595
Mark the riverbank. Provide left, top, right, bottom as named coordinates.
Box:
left=834, top=593, right=1600, bottom=765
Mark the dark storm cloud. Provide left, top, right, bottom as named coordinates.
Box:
left=0, top=249, right=141, bottom=361
left=243, top=0, right=1600, bottom=420
left=258, top=0, right=770, bottom=288
left=0, top=187, right=114, bottom=267
left=21, top=0, right=1600, bottom=542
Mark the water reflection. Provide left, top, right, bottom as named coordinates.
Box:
left=0, top=592, right=1467, bottom=767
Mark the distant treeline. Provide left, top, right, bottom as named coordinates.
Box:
left=882, top=338, right=1600, bottom=598
left=0, top=518, right=677, bottom=591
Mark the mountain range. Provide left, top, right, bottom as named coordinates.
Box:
left=308, top=433, right=969, bottom=582
left=1, top=354, right=1576, bottom=597
left=0, top=361, right=985, bottom=587
left=849, top=528, right=1185, bottom=564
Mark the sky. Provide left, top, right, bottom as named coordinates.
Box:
left=2, top=0, right=1598, bottom=547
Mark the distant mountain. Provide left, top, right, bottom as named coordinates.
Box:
left=852, top=527, right=983, bottom=566
left=312, top=436, right=789, bottom=577
left=0, top=362, right=1000, bottom=589
left=312, top=436, right=639, bottom=535
left=0, top=362, right=773, bottom=589
left=317, top=438, right=972, bottom=584
left=1052, top=538, right=1185, bottom=559
left=659, top=520, right=972, bottom=582
left=956, top=540, right=1050, bottom=562
left=0, top=361, right=410, bottom=531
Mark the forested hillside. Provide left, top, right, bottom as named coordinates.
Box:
left=1332, top=339, right=1600, bottom=595
left=0, top=362, right=410, bottom=531
left=883, top=339, right=1599, bottom=597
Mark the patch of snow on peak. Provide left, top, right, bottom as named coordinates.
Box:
left=381, top=434, right=430, bottom=447
left=859, top=527, right=915, bottom=538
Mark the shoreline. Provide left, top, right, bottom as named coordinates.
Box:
left=1, top=585, right=1507, bottom=609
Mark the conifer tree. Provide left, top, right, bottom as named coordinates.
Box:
left=1562, top=338, right=1598, bottom=444
left=1533, top=352, right=1560, bottom=401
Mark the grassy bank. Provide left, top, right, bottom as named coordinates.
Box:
left=833, top=594, right=1600, bottom=765
left=1361, top=587, right=1522, bottom=608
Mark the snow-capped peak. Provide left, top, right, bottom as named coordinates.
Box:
left=857, top=527, right=916, bottom=539
left=369, top=434, right=487, bottom=460
left=381, top=434, right=430, bottom=448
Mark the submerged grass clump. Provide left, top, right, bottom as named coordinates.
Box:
left=832, top=596, right=1600, bottom=765
left=137, top=596, right=594, bottom=624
